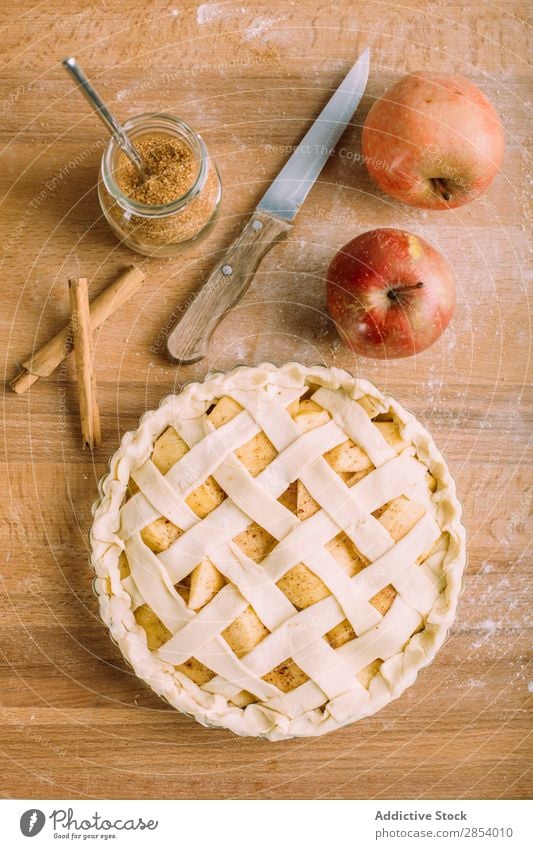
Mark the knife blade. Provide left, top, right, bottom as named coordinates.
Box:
left=166, top=48, right=370, bottom=364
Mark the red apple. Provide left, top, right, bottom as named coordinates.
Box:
left=361, top=72, right=505, bottom=209
left=327, top=228, right=456, bottom=358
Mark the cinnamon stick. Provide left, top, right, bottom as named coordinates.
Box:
left=11, top=264, right=145, bottom=394
left=69, top=278, right=101, bottom=449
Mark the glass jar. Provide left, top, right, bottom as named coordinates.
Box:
left=98, top=113, right=222, bottom=257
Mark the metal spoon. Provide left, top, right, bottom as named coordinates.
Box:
left=62, top=57, right=150, bottom=180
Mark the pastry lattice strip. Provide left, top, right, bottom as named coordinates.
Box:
left=118, top=383, right=442, bottom=711
left=124, top=401, right=427, bottom=624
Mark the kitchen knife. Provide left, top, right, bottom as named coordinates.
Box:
left=166, top=48, right=370, bottom=364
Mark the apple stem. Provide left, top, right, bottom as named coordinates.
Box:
left=387, top=281, right=424, bottom=301
left=432, top=178, right=452, bottom=202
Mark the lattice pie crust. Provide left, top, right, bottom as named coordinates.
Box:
left=90, top=363, right=466, bottom=739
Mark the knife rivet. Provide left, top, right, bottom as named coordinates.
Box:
left=222, top=265, right=233, bottom=276
left=252, top=219, right=263, bottom=231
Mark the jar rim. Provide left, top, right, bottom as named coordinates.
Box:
left=101, top=113, right=209, bottom=218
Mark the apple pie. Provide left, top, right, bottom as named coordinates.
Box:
left=90, top=363, right=466, bottom=739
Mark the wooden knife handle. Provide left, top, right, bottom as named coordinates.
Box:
left=166, top=211, right=292, bottom=364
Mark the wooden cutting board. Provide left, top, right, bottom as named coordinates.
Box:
left=1, top=0, right=530, bottom=800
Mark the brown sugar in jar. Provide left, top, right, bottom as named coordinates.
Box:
left=98, top=114, right=221, bottom=257
left=116, top=135, right=198, bottom=205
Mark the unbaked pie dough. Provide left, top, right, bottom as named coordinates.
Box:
left=90, top=363, right=466, bottom=739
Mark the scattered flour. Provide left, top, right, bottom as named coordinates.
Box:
left=471, top=618, right=499, bottom=650
left=245, top=16, right=282, bottom=39
left=528, top=682, right=533, bottom=694
left=196, top=3, right=226, bottom=24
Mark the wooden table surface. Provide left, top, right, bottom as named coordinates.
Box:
left=1, top=0, right=531, bottom=800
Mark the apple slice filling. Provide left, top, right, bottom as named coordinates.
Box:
left=123, top=394, right=436, bottom=708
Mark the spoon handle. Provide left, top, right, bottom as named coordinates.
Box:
left=62, top=57, right=147, bottom=177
